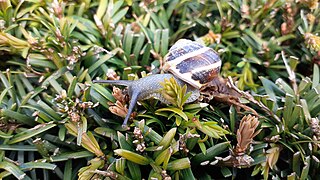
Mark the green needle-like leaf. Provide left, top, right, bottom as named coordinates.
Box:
left=8, top=124, right=56, bottom=144
left=114, top=149, right=150, bottom=165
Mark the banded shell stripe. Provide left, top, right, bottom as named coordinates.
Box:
left=166, top=41, right=203, bottom=62
left=165, top=46, right=212, bottom=68
left=168, top=61, right=221, bottom=88
left=191, top=60, right=222, bottom=74
left=175, top=49, right=220, bottom=74
left=191, top=66, right=220, bottom=84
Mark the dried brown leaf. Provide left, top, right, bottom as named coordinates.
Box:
left=235, top=115, right=260, bottom=155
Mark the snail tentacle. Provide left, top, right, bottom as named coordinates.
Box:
left=92, top=80, right=133, bottom=86
left=122, top=91, right=140, bottom=128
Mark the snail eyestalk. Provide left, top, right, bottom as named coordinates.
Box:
left=93, top=79, right=136, bottom=127
left=92, top=80, right=132, bottom=86
left=122, top=91, right=139, bottom=128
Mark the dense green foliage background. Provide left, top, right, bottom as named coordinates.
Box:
left=0, top=0, right=320, bottom=179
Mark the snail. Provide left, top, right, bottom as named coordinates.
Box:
left=93, top=39, right=221, bottom=127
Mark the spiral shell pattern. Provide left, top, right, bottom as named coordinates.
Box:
left=164, top=39, right=221, bottom=89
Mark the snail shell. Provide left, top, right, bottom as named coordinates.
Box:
left=163, top=39, right=221, bottom=89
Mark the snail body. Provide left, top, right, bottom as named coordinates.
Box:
left=94, top=39, right=221, bottom=127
